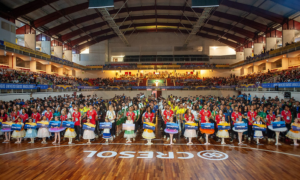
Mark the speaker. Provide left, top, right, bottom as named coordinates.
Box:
left=37, top=87, right=41, bottom=92
left=79, top=88, right=81, bottom=91
left=275, top=86, right=279, bottom=91
left=284, top=92, right=291, bottom=98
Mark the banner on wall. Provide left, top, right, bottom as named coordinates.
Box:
left=0, top=84, right=52, bottom=90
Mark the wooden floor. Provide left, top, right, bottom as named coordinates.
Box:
left=1, top=120, right=300, bottom=180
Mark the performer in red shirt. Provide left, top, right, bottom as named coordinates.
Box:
left=199, top=105, right=211, bottom=123
left=247, top=105, right=257, bottom=141
left=231, top=107, right=242, bottom=142
left=19, top=109, right=29, bottom=123
left=163, top=105, right=174, bottom=140
left=10, top=109, right=19, bottom=122
left=126, top=107, right=136, bottom=121
left=0, top=109, right=8, bottom=122
left=87, top=104, right=98, bottom=136
left=87, top=105, right=97, bottom=125
left=31, top=109, right=40, bottom=123
left=144, top=107, right=154, bottom=123
left=281, top=106, right=292, bottom=139
left=45, top=107, right=53, bottom=121
left=72, top=106, right=81, bottom=141
left=266, top=110, right=275, bottom=140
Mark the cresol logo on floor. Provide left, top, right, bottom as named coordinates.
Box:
left=84, top=150, right=228, bottom=160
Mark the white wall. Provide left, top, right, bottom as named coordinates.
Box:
left=0, top=17, right=16, bottom=44
left=79, top=40, right=108, bottom=66
left=108, top=32, right=234, bottom=60
left=209, top=46, right=236, bottom=56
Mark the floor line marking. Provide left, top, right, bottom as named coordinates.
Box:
left=1, top=143, right=300, bottom=157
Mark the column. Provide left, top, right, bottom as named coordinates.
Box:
left=58, top=67, right=63, bottom=76
left=30, top=60, right=36, bottom=72
left=253, top=43, right=264, bottom=55
left=244, top=48, right=252, bottom=59
left=68, top=68, right=73, bottom=76
left=236, top=51, right=244, bottom=61
left=243, top=67, right=248, bottom=75
left=8, top=56, right=16, bottom=69
left=282, top=30, right=295, bottom=47
left=253, top=66, right=258, bottom=73
left=24, top=34, right=36, bottom=50
left=266, top=62, right=271, bottom=72
left=64, top=50, right=72, bottom=61
left=41, top=41, right=51, bottom=55
left=54, top=46, right=63, bottom=58
left=266, top=37, right=277, bottom=51
left=282, top=58, right=289, bottom=69
left=46, top=64, right=51, bottom=74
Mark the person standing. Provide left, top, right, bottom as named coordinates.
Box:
left=247, top=105, right=257, bottom=142
left=72, top=106, right=81, bottom=142
left=87, top=104, right=98, bottom=137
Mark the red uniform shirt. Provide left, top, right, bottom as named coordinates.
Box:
left=60, top=115, right=68, bottom=122
left=19, top=113, right=28, bottom=123
left=199, top=110, right=211, bottom=123
left=184, top=114, right=194, bottom=122
left=247, top=111, right=257, bottom=125
left=45, top=111, right=53, bottom=121
left=126, top=111, right=135, bottom=121
left=10, top=111, right=19, bottom=121
left=298, top=113, right=300, bottom=119
left=87, top=110, right=97, bottom=124
left=31, top=113, right=41, bottom=123
left=72, top=111, right=81, bottom=126
left=163, top=110, right=174, bottom=124
left=231, top=112, right=242, bottom=125
left=215, top=114, right=225, bottom=125
left=281, top=110, right=292, bottom=123
left=266, top=114, right=276, bottom=126
left=144, top=112, right=154, bottom=122
left=0, top=114, right=7, bottom=122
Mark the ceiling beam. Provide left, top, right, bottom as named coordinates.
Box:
left=77, top=29, right=239, bottom=50
left=71, top=23, right=244, bottom=47
left=57, top=15, right=254, bottom=41
left=221, top=0, right=284, bottom=24
left=9, top=0, right=59, bottom=18
left=31, top=5, right=268, bottom=32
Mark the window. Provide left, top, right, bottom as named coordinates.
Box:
left=11, top=25, right=15, bottom=33
left=1, top=21, right=10, bottom=31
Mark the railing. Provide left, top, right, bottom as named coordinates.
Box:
left=231, top=42, right=300, bottom=68
left=0, top=40, right=85, bottom=70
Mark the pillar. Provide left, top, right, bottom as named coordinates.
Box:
left=24, top=34, right=36, bottom=50
left=58, top=67, right=63, bottom=76
left=266, top=62, right=271, bottom=72
left=8, top=56, right=16, bottom=69
left=243, top=67, right=248, bottom=75
left=68, top=69, right=73, bottom=76
left=244, top=48, right=252, bottom=59
left=266, top=37, right=277, bottom=51
left=253, top=43, right=264, bottom=55
left=236, top=51, right=244, bottom=61
left=46, top=64, right=51, bottom=74
left=282, top=58, right=289, bottom=69
left=282, top=30, right=295, bottom=47
left=30, top=60, right=36, bottom=72
left=64, top=50, right=72, bottom=61
left=54, top=46, right=63, bottom=59
left=41, top=41, right=51, bottom=55
left=253, top=66, right=258, bottom=73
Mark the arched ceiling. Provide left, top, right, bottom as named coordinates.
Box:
left=0, top=0, right=299, bottom=50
